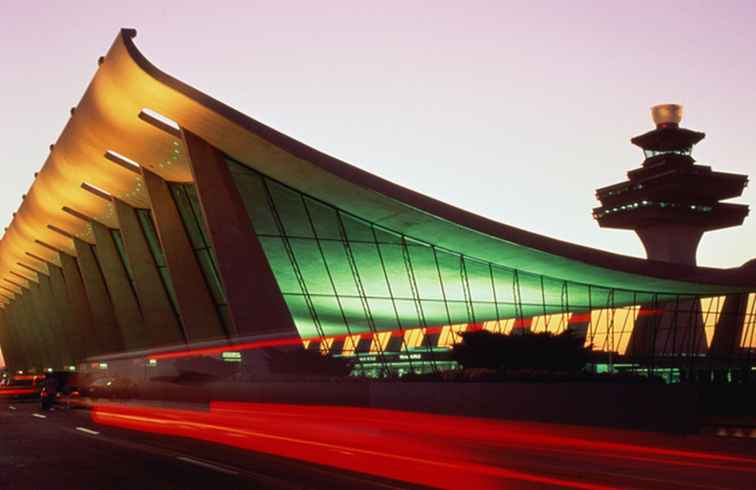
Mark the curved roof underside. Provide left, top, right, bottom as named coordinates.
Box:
left=1, top=28, right=754, bottom=307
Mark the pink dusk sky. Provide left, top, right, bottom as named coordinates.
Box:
left=0, top=0, right=754, bottom=275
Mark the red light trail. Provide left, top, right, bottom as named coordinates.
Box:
left=90, top=401, right=755, bottom=489
left=0, top=388, right=36, bottom=396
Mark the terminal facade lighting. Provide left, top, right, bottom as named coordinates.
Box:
left=0, top=32, right=753, bottom=377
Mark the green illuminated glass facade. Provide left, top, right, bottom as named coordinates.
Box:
left=222, top=157, right=750, bottom=365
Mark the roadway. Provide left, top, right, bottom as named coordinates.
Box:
left=0, top=399, right=421, bottom=490
left=1, top=397, right=756, bottom=489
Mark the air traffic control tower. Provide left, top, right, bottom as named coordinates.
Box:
left=593, top=104, right=749, bottom=265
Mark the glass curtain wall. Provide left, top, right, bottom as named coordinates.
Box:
left=209, top=156, right=755, bottom=375
left=136, top=208, right=180, bottom=317
left=169, top=183, right=232, bottom=335
left=111, top=229, right=140, bottom=309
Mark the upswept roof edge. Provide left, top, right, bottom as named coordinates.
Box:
left=118, top=29, right=756, bottom=290
left=0, top=28, right=752, bottom=307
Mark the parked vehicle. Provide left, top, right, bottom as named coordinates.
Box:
left=40, top=372, right=81, bottom=409
left=0, top=374, right=45, bottom=400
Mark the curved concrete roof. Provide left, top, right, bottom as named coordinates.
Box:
left=0, top=28, right=753, bottom=307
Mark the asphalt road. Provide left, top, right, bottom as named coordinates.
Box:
left=1, top=397, right=756, bottom=490
left=0, top=399, right=424, bottom=490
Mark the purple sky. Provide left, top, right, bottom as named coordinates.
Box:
left=0, top=1, right=754, bottom=272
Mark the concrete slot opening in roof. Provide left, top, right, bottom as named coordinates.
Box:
left=139, top=108, right=181, bottom=137
left=105, top=150, right=142, bottom=173
left=81, top=182, right=112, bottom=201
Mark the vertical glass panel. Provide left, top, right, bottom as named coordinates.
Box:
left=338, top=296, right=371, bottom=334
left=137, top=209, right=179, bottom=316
left=309, top=295, right=347, bottom=336
left=258, top=237, right=302, bottom=295
left=462, top=257, right=494, bottom=304
left=349, top=242, right=390, bottom=297
left=376, top=243, right=414, bottom=299
left=393, top=300, right=422, bottom=328
left=540, top=276, right=567, bottom=313
left=700, top=296, right=725, bottom=348
left=168, top=183, right=230, bottom=333
left=419, top=300, right=451, bottom=326
left=267, top=180, right=313, bottom=238
left=281, top=294, right=320, bottom=339
left=227, top=161, right=277, bottom=235
left=302, top=197, right=341, bottom=240
left=365, top=298, right=400, bottom=330
left=289, top=238, right=336, bottom=295
left=741, top=293, right=756, bottom=348
left=339, top=213, right=375, bottom=243
left=407, top=245, right=443, bottom=301
left=434, top=250, right=465, bottom=303
left=517, top=272, right=544, bottom=316
left=110, top=229, right=134, bottom=282
left=319, top=241, right=359, bottom=296
left=490, top=266, right=516, bottom=315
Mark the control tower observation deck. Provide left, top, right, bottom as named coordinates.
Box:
left=593, top=104, right=749, bottom=266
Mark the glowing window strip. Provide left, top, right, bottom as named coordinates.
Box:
left=438, top=324, right=467, bottom=348
left=319, top=337, right=334, bottom=355
left=403, top=328, right=424, bottom=350
left=741, top=293, right=756, bottom=348
left=482, top=318, right=515, bottom=334
left=370, top=331, right=392, bottom=354
left=530, top=313, right=572, bottom=334
left=700, top=296, right=726, bottom=348
left=341, top=335, right=361, bottom=357
left=588, top=306, right=640, bottom=354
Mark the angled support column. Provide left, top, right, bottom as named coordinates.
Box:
left=89, top=222, right=147, bottom=350
left=0, top=309, right=21, bottom=370
left=14, top=288, right=48, bottom=370
left=2, top=298, right=30, bottom=370
left=111, top=199, right=184, bottom=346
left=28, top=280, right=64, bottom=369
left=183, top=131, right=297, bottom=337
left=141, top=169, right=225, bottom=341
left=43, top=262, right=80, bottom=365
left=63, top=245, right=111, bottom=358
left=58, top=253, right=100, bottom=361
left=36, top=272, right=74, bottom=366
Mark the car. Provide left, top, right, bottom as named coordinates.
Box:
left=0, top=374, right=45, bottom=400
left=40, top=372, right=82, bottom=409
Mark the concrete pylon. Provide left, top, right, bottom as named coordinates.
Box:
left=112, top=198, right=184, bottom=347
left=59, top=251, right=105, bottom=360
left=141, top=168, right=226, bottom=342
left=183, top=131, right=297, bottom=337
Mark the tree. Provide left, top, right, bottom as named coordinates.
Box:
left=452, top=330, right=591, bottom=373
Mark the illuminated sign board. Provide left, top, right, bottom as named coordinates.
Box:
left=221, top=351, right=242, bottom=362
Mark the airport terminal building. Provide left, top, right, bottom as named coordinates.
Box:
left=1, top=30, right=754, bottom=377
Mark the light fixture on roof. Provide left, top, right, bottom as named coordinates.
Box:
left=139, top=108, right=181, bottom=137
left=651, top=104, right=683, bottom=128
left=105, top=150, right=141, bottom=174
